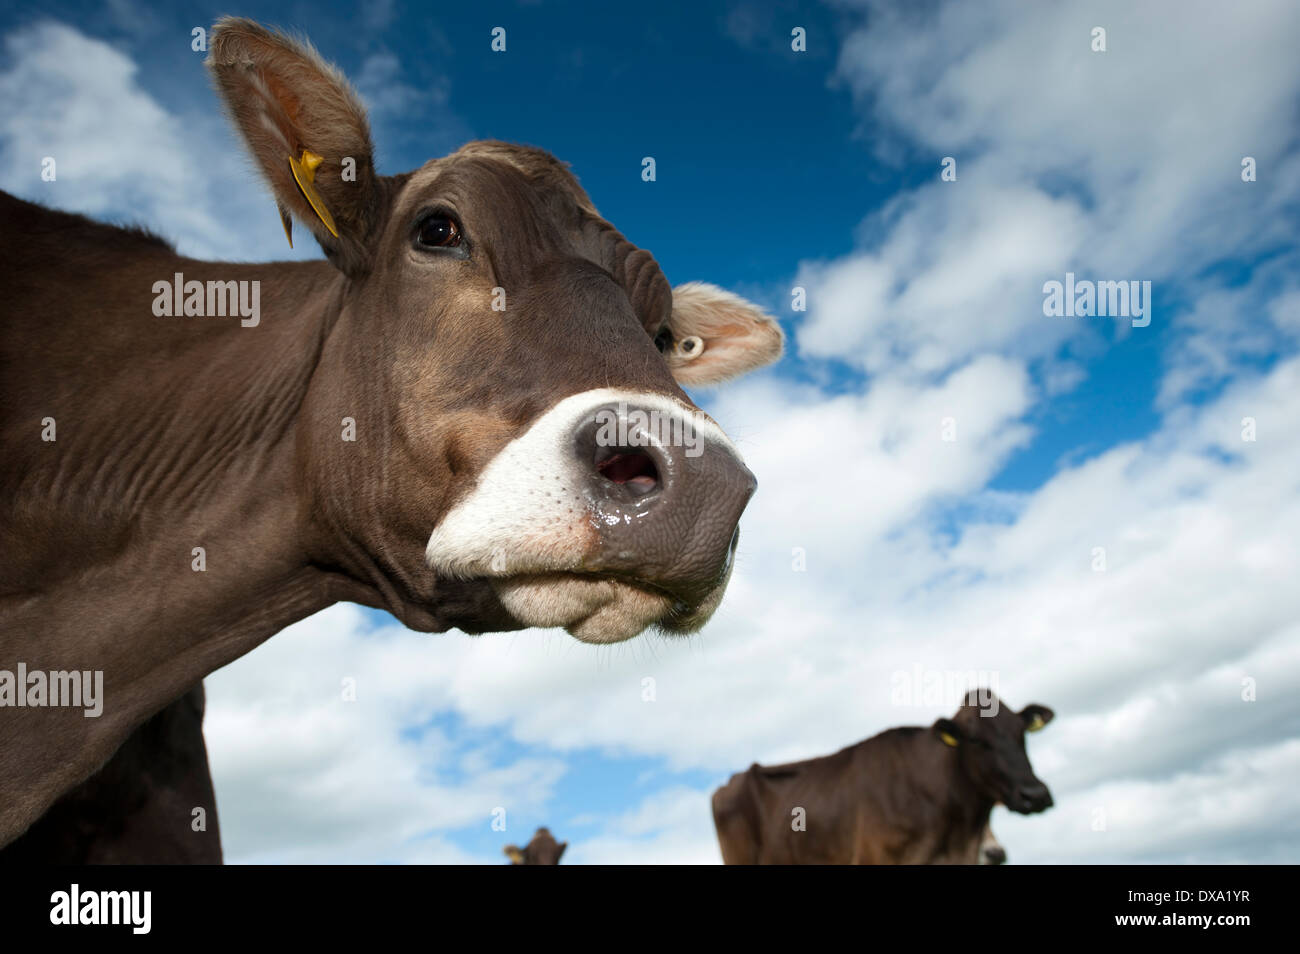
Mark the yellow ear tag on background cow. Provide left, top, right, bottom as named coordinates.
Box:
left=939, top=732, right=959, bottom=747
left=1027, top=714, right=1045, bottom=732
left=288, top=149, right=340, bottom=238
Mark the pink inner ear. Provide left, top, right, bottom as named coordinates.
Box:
left=706, top=324, right=748, bottom=340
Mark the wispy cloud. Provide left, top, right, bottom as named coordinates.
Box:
left=0, top=20, right=321, bottom=261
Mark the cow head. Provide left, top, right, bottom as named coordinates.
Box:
left=933, top=691, right=1054, bottom=814
left=207, top=20, right=782, bottom=643
left=504, top=827, right=567, bottom=865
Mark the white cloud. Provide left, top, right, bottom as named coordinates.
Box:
left=205, top=604, right=569, bottom=864
left=568, top=787, right=722, bottom=865
left=796, top=183, right=1086, bottom=373
left=354, top=50, right=449, bottom=120
left=800, top=0, right=1300, bottom=378
left=0, top=21, right=338, bottom=262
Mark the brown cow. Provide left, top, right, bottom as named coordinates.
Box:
left=504, top=827, right=567, bottom=865
left=712, top=691, right=1054, bottom=864
left=0, top=18, right=782, bottom=851
left=0, top=685, right=221, bottom=864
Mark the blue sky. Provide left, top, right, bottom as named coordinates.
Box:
left=4, top=0, right=1298, bottom=863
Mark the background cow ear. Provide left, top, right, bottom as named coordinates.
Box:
left=1020, top=704, right=1054, bottom=732
left=207, top=17, right=382, bottom=276
left=503, top=845, right=524, bottom=863
left=556, top=841, right=568, bottom=862
left=932, top=718, right=962, bottom=747
left=665, top=282, right=784, bottom=387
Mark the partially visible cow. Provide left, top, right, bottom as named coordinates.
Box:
left=712, top=691, right=1054, bottom=864
left=0, top=684, right=220, bottom=864
left=978, top=822, right=1006, bottom=865
left=504, top=827, right=567, bottom=865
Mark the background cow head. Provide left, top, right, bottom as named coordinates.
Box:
left=933, top=691, right=1055, bottom=814
left=207, top=19, right=782, bottom=643
left=504, top=827, right=567, bottom=865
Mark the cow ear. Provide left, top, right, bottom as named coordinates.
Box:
left=933, top=718, right=962, bottom=748
left=664, top=282, right=784, bottom=387
left=207, top=18, right=381, bottom=276
left=504, top=845, right=524, bottom=864
left=1020, top=704, right=1054, bottom=732
left=556, top=842, right=567, bottom=862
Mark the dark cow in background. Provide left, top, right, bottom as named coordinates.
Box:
left=0, top=16, right=782, bottom=854
left=0, top=685, right=220, bottom=864
left=504, top=827, right=567, bottom=865
left=712, top=691, right=1054, bottom=864
left=979, top=823, right=1006, bottom=865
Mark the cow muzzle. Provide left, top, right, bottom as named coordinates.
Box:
left=1007, top=781, right=1053, bottom=814
left=425, top=388, right=756, bottom=643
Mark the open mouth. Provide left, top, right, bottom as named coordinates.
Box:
left=487, top=569, right=722, bottom=644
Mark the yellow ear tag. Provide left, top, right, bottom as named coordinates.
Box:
left=288, top=149, right=340, bottom=238
left=277, top=203, right=293, bottom=248
left=1027, top=715, right=1045, bottom=732
left=939, top=732, right=959, bottom=748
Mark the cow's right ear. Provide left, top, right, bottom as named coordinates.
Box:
left=207, top=17, right=381, bottom=276
left=504, top=845, right=524, bottom=864
left=1020, top=704, right=1054, bottom=732
left=664, top=283, right=784, bottom=387
left=932, top=718, right=962, bottom=748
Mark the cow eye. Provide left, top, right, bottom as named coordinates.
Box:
left=416, top=213, right=462, bottom=249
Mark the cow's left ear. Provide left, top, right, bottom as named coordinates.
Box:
left=556, top=841, right=568, bottom=862
left=663, top=282, right=784, bottom=387
left=207, top=17, right=382, bottom=276
left=1020, top=704, right=1054, bottom=732
left=933, top=718, right=962, bottom=747
left=504, top=845, right=524, bottom=864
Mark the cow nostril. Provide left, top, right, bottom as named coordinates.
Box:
left=595, top=448, right=660, bottom=496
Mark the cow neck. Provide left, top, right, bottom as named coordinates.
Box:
left=0, top=258, right=357, bottom=847
left=67, top=258, right=350, bottom=662
left=938, top=747, right=996, bottom=839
